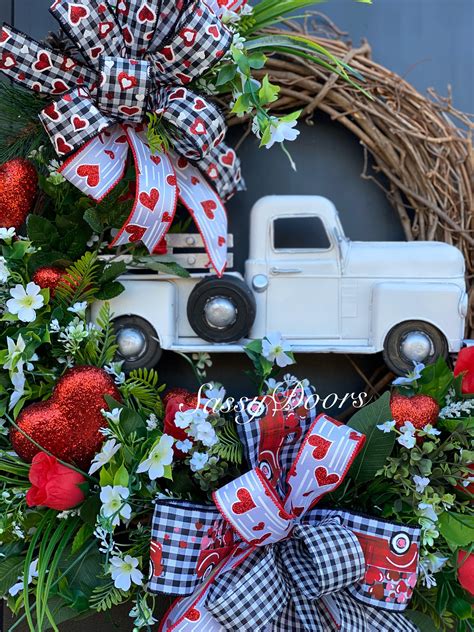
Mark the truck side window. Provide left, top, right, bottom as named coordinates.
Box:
left=273, top=216, right=331, bottom=251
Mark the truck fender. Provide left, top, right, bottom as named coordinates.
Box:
left=371, top=282, right=464, bottom=352
left=90, top=278, right=176, bottom=350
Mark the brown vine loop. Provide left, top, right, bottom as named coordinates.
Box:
left=224, top=17, right=474, bottom=339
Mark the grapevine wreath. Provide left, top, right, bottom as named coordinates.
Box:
left=0, top=1, right=472, bottom=631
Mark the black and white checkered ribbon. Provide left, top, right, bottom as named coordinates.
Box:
left=0, top=0, right=244, bottom=275
left=150, top=388, right=421, bottom=631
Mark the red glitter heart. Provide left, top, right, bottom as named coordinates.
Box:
left=390, top=392, right=439, bottom=430
left=69, top=4, right=88, bottom=25
left=185, top=609, right=201, bottom=622
left=125, top=224, right=146, bottom=242
left=138, top=3, right=155, bottom=22
left=32, top=266, right=64, bottom=297
left=161, top=212, right=173, bottom=223
left=34, top=51, right=52, bottom=72
left=139, top=188, right=160, bottom=211
left=10, top=366, right=120, bottom=470
left=0, top=159, right=37, bottom=229
left=72, top=115, right=88, bottom=130
left=51, top=79, right=69, bottom=94
left=220, top=150, right=235, bottom=167
left=315, top=466, right=340, bottom=487
left=56, top=136, right=73, bottom=155
left=166, top=174, right=177, bottom=186
left=150, top=155, right=161, bottom=165
left=250, top=533, right=271, bottom=545
left=218, top=236, right=226, bottom=247
left=307, top=435, right=332, bottom=460
left=252, top=522, right=265, bottom=531
left=201, top=200, right=217, bottom=220
left=231, top=488, right=256, bottom=514
left=77, top=164, right=100, bottom=188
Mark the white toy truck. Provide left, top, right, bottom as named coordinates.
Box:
left=96, top=195, right=469, bottom=375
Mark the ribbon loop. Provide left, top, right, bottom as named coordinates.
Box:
left=50, top=0, right=124, bottom=63
left=151, top=0, right=231, bottom=85
left=40, top=87, right=114, bottom=158
left=206, top=548, right=290, bottom=631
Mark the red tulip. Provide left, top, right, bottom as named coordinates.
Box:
left=457, top=550, right=474, bottom=596
left=454, top=347, right=474, bottom=394
left=26, top=452, right=86, bottom=511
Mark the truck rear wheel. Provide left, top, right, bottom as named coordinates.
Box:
left=112, top=315, right=162, bottom=372
left=383, top=320, right=448, bottom=376
left=187, top=276, right=256, bottom=343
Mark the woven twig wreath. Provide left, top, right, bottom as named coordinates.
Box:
left=222, top=15, right=474, bottom=337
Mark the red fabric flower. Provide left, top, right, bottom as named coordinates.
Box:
left=457, top=550, right=474, bottom=596
left=454, top=347, right=474, bottom=394
left=163, top=388, right=199, bottom=458
left=26, top=452, right=86, bottom=511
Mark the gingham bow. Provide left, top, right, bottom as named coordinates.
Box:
left=0, top=0, right=244, bottom=275
left=150, top=390, right=421, bottom=631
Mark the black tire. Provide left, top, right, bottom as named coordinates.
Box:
left=187, top=275, right=256, bottom=343
left=112, top=315, right=162, bottom=372
left=382, top=320, right=448, bottom=375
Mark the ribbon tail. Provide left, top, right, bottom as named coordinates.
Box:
left=196, top=143, right=245, bottom=201
left=172, top=154, right=228, bottom=277
left=59, top=124, right=128, bottom=202
left=110, top=125, right=178, bottom=250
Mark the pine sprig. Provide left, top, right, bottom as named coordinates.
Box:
left=55, top=251, right=100, bottom=307
left=89, top=581, right=128, bottom=612
left=212, top=420, right=243, bottom=465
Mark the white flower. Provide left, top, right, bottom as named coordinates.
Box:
left=377, top=420, right=396, bottom=433
left=104, top=362, right=126, bottom=385
left=100, top=485, right=132, bottom=526
left=10, top=370, right=26, bottom=410
left=89, top=439, right=121, bottom=475
left=417, top=502, right=438, bottom=523
left=189, top=451, right=209, bottom=472
left=49, top=318, right=61, bottom=333
left=129, top=596, right=157, bottom=628
left=263, top=117, right=300, bottom=149
left=175, top=408, right=206, bottom=429
left=146, top=413, right=158, bottom=431
left=201, top=384, right=227, bottom=411
left=9, top=559, right=38, bottom=596
left=109, top=555, right=143, bottom=591
left=6, top=282, right=44, bottom=322
left=392, top=362, right=425, bottom=386
left=413, top=475, right=430, bottom=493
left=137, top=434, right=174, bottom=480
left=3, top=335, right=26, bottom=371
left=423, top=425, right=441, bottom=436
left=0, top=227, right=15, bottom=242
left=67, top=301, right=88, bottom=317
left=262, top=332, right=294, bottom=367
left=176, top=439, right=193, bottom=454
left=0, top=256, right=10, bottom=284
left=189, top=419, right=218, bottom=447
left=101, top=408, right=122, bottom=424
left=397, top=421, right=416, bottom=449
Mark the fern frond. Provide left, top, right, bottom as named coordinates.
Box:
left=89, top=581, right=128, bottom=612
left=122, top=368, right=164, bottom=416
left=95, top=303, right=118, bottom=367
left=55, top=251, right=100, bottom=307
left=410, top=587, right=455, bottom=631
left=211, top=420, right=243, bottom=465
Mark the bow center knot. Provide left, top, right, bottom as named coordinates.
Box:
left=97, top=56, right=151, bottom=122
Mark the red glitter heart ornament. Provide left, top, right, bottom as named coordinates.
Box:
left=32, top=265, right=64, bottom=297
left=0, top=159, right=38, bottom=229
left=231, top=488, right=256, bottom=514
left=390, top=392, right=439, bottom=430
left=11, top=366, right=121, bottom=470
left=308, top=435, right=332, bottom=460
left=315, top=466, right=340, bottom=487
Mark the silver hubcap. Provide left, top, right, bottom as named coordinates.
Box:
left=116, top=327, right=147, bottom=360
left=400, top=331, right=433, bottom=362
left=204, top=297, right=237, bottom=329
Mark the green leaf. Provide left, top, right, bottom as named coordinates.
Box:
left=27, top=215, right=60, bottom=249
left=347, top=392, right=395, bottom=483
left=71, top=524, right=94, bottom=556
left=83, top=207, right=103, bottom=233
left=216, top=64, right=237, bottom=86
left=439, top=417, right=474, bottom=433
left=0, top=555, right=24, bottom=596
left=100, top=260, right=127, bottom=284
left=258, top=75, right=280, bottom=104
left=450, top=596, right=472, bottom=620
left=113, top=463, right=129, bottom=487
left=248, top=52, right=267, bottom=69
left=416, top=357, right=453, bottom=403
left=95, top=281, right=125, bottom=300
left=438, top=511, right=474, bottom=547
left=79, top=494, right=101, bottom=526
left=403, top=610, right=440, bottom=632
left=99, top=466, right=114, bottom=487
left=232, top=94, right=252, bottom=114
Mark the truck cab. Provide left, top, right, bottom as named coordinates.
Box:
left=95, top=195, right=468, bottom=375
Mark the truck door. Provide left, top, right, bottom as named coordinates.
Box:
left=266, top=215, right=340, bottom=339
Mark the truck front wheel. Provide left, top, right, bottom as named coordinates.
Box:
left=112, top=315, right=162, bottom=372
left=187, top=276, right=256, bottom=343
left=383, top=320, right=448, bottom=376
